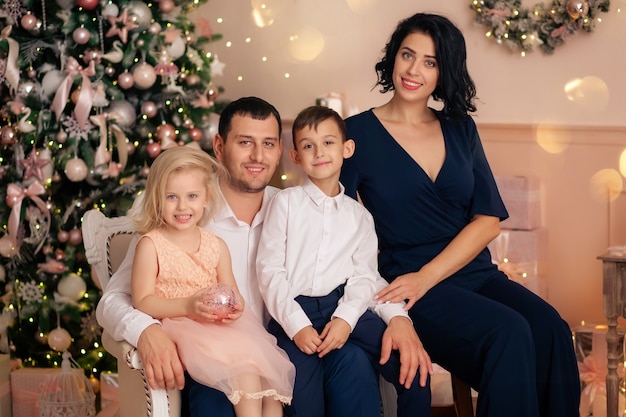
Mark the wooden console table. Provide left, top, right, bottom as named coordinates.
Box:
left=598, top=250, right=626, bottom=417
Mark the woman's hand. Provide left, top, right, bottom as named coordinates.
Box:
left=375, top=271, right=436, bottom=311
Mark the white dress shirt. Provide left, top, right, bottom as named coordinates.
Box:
left=95, top=186, right=278, bottom=347
left=257, top=178, right=408, bottom=340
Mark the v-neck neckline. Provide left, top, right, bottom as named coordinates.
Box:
left=367, top=109, right=447, bottom=185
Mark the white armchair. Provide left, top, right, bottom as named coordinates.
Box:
left=82, top=209, right=181, bottom=417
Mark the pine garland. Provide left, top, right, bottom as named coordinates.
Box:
left=470, top=0, right=611, bottom=55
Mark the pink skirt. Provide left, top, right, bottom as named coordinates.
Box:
left=162, top=309, right=294, bottom=404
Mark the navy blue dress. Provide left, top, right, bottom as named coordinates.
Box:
left=341, top=110, right=580, bottom=417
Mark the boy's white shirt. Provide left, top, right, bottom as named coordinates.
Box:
left=257, top=178, right=408, bottom=340
left=95, top=186, right=278, bottom=347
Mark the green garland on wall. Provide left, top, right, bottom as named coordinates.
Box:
left=470, top=0, right=611, bottom=55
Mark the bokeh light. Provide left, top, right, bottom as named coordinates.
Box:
left=288, top=26, right=325, bottom=61
left=619, top=149, right=626, bottom=178
left=535, top=124, right=571, bottom=154
left=563, top=76, right=610, bottom=113
left=251, top=0, right=287, bottom=27
left=589, top=168, right=623, bottom=203
left=345, top=0, right=379, bottom=12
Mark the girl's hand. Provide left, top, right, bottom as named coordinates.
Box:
left=187, top=290, right=221, bottom=323
left=220, top=299, right=243, bottom=323
left=375, top=271, right=436, bottom=311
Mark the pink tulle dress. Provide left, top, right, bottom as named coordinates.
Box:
left=143, top=228, right=294, bottom=405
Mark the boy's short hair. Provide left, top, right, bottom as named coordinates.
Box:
left=291, top=106, right=346, bottom=148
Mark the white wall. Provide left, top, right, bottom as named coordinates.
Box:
left=193, top=0, right=626, bottom=125
left=190, top=0, right=626, bottom=327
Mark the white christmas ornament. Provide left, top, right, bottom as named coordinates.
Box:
left=127, top=1, right=153, bottom=30
left=57, top=273, right=87, bottom=301
left=64, top=158, right=89, bottom=182
left=102, top=2, right=119, bottom=17
left=41, top=70, right=65, bottom=97
left=55, top=0, right=75, bottom=9
left=166, top=36, right=186, bottom=60
left=132, top=63, right=157, bottom=89
left=107, top=100, right=137, bottom=128
left=48, top=327, right=72, bottom=351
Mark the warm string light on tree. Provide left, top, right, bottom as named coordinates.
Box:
left=470, top=0, right=611, bottom=56
left=0, top=0, right=225, bottom=374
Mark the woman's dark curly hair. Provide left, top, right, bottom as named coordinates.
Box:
left=375, top=13, right=477, bottom=121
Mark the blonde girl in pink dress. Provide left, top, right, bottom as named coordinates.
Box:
left=130, top=146, right=294, bottom=417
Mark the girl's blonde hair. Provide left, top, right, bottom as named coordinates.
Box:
left=132, top=146, right=226, bottom=234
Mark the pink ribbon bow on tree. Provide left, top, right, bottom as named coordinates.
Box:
left=51, top=57, right=96, bottom=128
left=6, top=182, right=51, bottom=254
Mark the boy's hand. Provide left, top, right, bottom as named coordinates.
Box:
left=293, top=326, right=322, bottom=355
left=317, top=317, right=350, bottom=358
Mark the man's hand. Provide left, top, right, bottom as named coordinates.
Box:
left=317, top=318, right=351, bottom=358
left=380, top=316, right=433, bottom=389
left=293, top=326, right=322, bottom=355
left=137, top=324, right=186, bottom=390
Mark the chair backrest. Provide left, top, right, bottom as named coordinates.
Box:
left=82, top=209, right=137, bottom=289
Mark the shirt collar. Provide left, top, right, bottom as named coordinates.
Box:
left=212, top=185, right=279, bottom=227
left=302, top=177, right=345, bottom=210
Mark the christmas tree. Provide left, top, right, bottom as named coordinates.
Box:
left=0, top=0, right=224, bottom=376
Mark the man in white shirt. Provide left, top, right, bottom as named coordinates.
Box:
left=97, top=97, right=395, bottom=416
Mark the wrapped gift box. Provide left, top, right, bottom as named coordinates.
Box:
left=488, top=229, right=548, bottom=276
left=495, top=176, right=541, bottom=231
left=11, top=367, right=82, bottom=417
left=573, top=323, right=626, bottom=417
left=0, top=355, right=10, bottom=417
left=98, top=372, right=119, bottom=417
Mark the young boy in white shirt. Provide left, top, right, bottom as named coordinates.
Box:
left=256, top=105, right=433, bottom=417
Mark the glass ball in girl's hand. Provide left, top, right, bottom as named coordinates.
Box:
left=204, top=283, right=239, bottom=319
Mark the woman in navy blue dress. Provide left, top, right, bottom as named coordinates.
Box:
left=340, top=13, right=580, bottom=417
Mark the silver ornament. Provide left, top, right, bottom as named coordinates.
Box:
left=126, top=1, right=153, bottom=31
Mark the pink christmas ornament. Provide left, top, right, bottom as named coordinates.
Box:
left=20, top=148, right=51, bottom=182
left=105, top=9, right=138, bottom=43
left=159, top=0, right=175, bottom=13
left=20, top=13, right=38, bottom=30
left=204, top=283, right=239, bottom=319
left=57, top=230, right=70, bottom=242
left=188, top=127, right=203, bottom=142
left=140, top=100, right=157, bottom=118
left=5, top=194, right=18, bottom=208
left=117, top=71, right=135, bottom=89
left=0, top=126, right=17, bottom=146
left=72, top=27, right=91, bottom=44
left=55, top=130, right=68, bottom=144
left=0, top=235, right=17, bottom=258
left=156, top=123, right=177, bottom=149
left=68, top=228, right=83, bottom=245
left=146, top=141, right=162, bottom=158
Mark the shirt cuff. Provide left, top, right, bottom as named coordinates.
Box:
left=332, top=304, right=363, bottom=331
left=284, top=309, right=314, bottom=340
left=372, top=302, right=410, bottom=325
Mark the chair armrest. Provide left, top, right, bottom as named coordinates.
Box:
left=102, top=332, right=180, bottom=417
